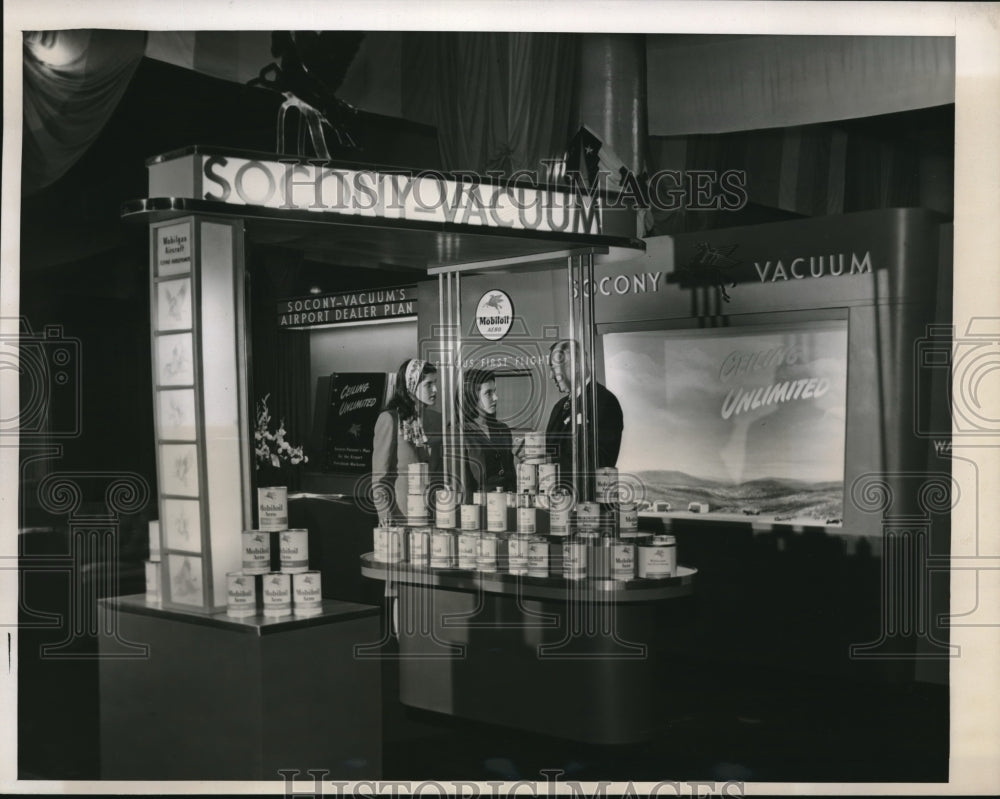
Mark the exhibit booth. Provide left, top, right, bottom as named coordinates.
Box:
left=95, top=142, right=951, bottom=778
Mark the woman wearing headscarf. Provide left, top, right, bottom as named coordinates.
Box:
left=371, top=358, right=441, bottom=522
left=454, top=368, right=516, bottom=499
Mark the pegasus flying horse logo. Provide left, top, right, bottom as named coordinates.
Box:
left=164, top=281, right=188, bottom=321
left=347, top=423, right=362, bottom=438
left=483, top=292, right=506, bottom=312
left=676, top=242, right=743, bottom=302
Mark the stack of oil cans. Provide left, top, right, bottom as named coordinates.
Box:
left=367, top=454, right=679, bottom=583
left=406, top=462, right=431, bottom=525
left=234, top=521, right=320, bottom=618
left=371, top=518, right=677, bottom=582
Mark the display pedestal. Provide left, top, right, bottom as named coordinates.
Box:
left=361, top=554, right=696, bottom=744
left=98, top=595, right=382, bottom=780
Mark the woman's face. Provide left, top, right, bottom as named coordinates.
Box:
left=477, top=380, right=498, bottom=416
left=414, top=373, right=438, bottom=406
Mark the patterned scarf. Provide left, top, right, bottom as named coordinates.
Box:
left=399, top=358, right=429, bottom=447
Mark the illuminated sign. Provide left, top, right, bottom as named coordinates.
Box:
left=475, top=290, right=514, bottom=341
left=277, top=285, right=416, bottom=329
left=189, top=154, right=605, bottom=235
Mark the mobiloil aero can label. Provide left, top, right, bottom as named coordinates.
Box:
left=386, top=526, right=404, bottom=562
left=575, top=502, right=601, bottom=532
left=487, top=489, right=507, bottom=532
left=612, top=540, right=636, bottom=581
left=409, top=527, right=431, bottom=566
left=145, top=560, right=162, bottom=605
left=562, top=540, right=587, bottom=579
left=507, top=534, right=530, bottom=574
left=242, top=530, right=272, bottom=574
left=638, top=535, right=677, bottom=578
left=373, top=526, right=403, bottom=563
left=460, top=504, right=483, bottom=531
left=435, top=488, right=458, bottom=529
left=430, top=529, right=455, bottom=568
left=537, top=463, right=558, bottom=494
left=477, top=532, right=498, bottom=572
left=257, top=485, right=288, bottom=532
left=373, top=527, right=388, bottom=562
left=527, top=537, right=549, bottom=577
left=517, top=494, right=537, bottom=534
left=523, top=431, right=546, bottom=460
left=279, top=529, right=309, bottom=573
left=293, top=571, right=323, bottom=615
left=595, top=467, right=619, bottom=503
left=549, top=491, right=573, bottom=535
left=408, top=461, right=429, bottom=490
left=617, top=502, right=639, bottom=536
left=406, top=490, right=429, bottom=523
left=516, top=462, right=537, bottom=494
left=263, top=572, right=292, bottom=617
left=226, top=571, right=256, bottom=617
left=457, top=531, right=478, bottom=569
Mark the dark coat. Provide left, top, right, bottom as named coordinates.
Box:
left=544, top=381, right=623, bottom=477
left=455, top=416, right=516, bottom=497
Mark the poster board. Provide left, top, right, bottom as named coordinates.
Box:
left=320, top=372, right=389, bottom=473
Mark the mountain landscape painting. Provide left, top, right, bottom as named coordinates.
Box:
left=605, top=321, right=848, bottom=523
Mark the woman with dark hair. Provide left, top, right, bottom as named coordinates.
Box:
left=372, top=358, right=441, bottom=521
left=455, top=368, right=516, bottom=498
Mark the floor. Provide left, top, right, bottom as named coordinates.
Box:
left=379, top=659, right=949, bottom=783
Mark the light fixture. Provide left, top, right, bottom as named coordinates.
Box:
left=308, top=286, right=322, bottom=295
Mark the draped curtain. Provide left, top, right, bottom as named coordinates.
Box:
left=647, top=118, right=933, bottom=234
left=403, top=32, right=578, bottom=173
left=23, top=30, right=146, bottom=194
left=248, top=248, right=312, bottom=489
left=646, top=35, right=954, bottom=136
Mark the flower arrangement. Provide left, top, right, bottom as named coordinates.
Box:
left=254, top=393, right=308, bottom=471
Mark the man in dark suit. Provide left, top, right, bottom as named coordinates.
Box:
left=544, top=340, right=623, bottom=483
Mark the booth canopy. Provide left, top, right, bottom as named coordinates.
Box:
left=123, top=146, right=645, bottom=273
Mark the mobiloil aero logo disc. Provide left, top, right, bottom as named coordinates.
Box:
left=475, top=290, right=514, bottom=341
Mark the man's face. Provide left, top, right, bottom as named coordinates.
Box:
left=549, top=347, right=571, bottom=394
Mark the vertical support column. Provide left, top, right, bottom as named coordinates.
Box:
left=583, top=252, right=599, bottom=500
left=575, top=255, right=590, bottom=501
left=149, top=215, right=252, bottom=612
left=565, top=256, right=580, bottom=500
left=565, top=253, right=600, bottom=502
left=455, top=272, right=465, bottom=494
left=577, top=34, right=648, bottom=179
